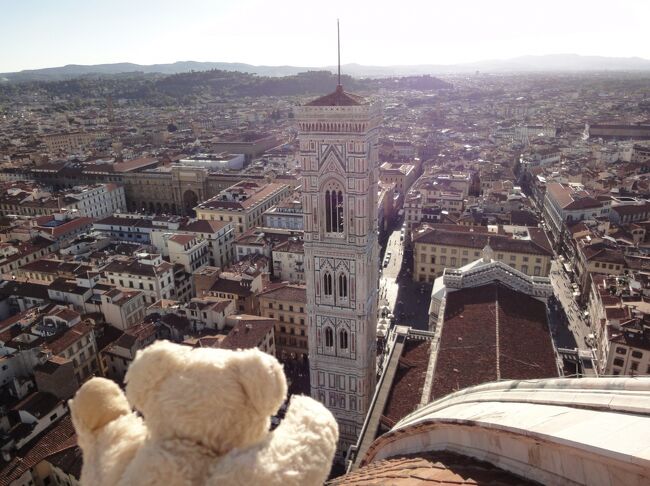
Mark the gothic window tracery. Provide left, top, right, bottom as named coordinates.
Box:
left=338, top=274, right=348, bottom=298
left=339, top=329, right=348, bottom=350
left=323, top=272, right=333, bottom=295
left=325, top=327, right=334, bottom=347
left=325, top=189, right=344, bottom=234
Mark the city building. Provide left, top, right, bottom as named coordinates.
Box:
left=220, top=315, right=277, bottom=356
left=103, top=253, right=175, bottom=304
left=631, top=143, right=650, bottom=163
left=167, top=234, right=209, bottom=274
left=412, top=223, right=553, bottom=282
left=296, top=84, right=382, bottom=456
left=149, top=219, right=235, bottom=268
left=378, top=162, right=416, bottom=193
left=0, top=183, right=125, bottom=219
left=41, top=130, right=106, bottom=154
left=59, top=184, right=126, bottom=219
left=177, top=153, right=245, bottom=170
left=263, top=195, right=304, bottom=230
left=428, top=246, right=554, bottom=330
left=271, top=237, right=305, bottom=283
left=606, top=319, right=650, bottom=376
left=45, top=315, right=98, bottom=384
left=195, top=180, right=291, bottom=235
left=543, top=182, right=610, bottom=243
left=258, top=283, right=307, bottom=361
left=100, top=288, right=146, bottom=331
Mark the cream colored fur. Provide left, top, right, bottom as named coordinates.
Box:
left=69, top=341, right=338, bottom=486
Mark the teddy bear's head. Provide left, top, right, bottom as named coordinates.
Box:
left=124, top=340, right=287, bottom=455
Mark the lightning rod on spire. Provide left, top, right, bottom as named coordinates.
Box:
left=337, top=19, right=341, bottom=87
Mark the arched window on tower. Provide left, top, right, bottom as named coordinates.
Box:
left=324, top=186, right=344, bottom=234
left=338, top=274, right=348, bottom=298
left=339, top=329, right=348, bottom=350
left=325, top=190, right=332, bottom=233
left=336, top=191, right=344, bottom=232
left=323, top=272, right=333, bottom=296
left=325, top=327, right=334, bottom=348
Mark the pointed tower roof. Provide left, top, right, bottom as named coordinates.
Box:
left=306, top=85, right=367, bottom=106
left=305, top=20, right=368, bottom=107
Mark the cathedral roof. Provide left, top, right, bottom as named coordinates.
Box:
left=305, top=85, right=368, bottom=106
left=330, top=451, right=536, bottom=485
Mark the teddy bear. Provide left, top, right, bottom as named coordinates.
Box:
left=69, top=340, right=339, bottom=486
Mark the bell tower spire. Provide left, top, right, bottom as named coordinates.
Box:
left=337, top=19, right=341, bottom=88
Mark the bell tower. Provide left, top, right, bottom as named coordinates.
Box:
left=295, top=84, right=382, bottom=456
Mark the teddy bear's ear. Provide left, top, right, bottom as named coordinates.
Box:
left=234, top=349, right=287, bottom=417
left=125, top=340, right=190, bottom=411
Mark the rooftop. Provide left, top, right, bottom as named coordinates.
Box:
left=305, top=85, right=368, bottom=107
left=220, top=317, right=275, bottom=350
left=353, top=378, right=650, bottom=485
left=433, top=283, right=559, bottom=400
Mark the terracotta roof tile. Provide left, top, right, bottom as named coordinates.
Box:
left=0, top=415, right=76, bottom=486
left=219, top=318, right=275, bottom=350
left=306, top=85, right=367, bottom=107
left=330, top=451, right=537, bottom=485
left=432, top=283, right=558, bottom=400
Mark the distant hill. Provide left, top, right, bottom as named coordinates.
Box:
left=0, top=70, right=452, bottom=107
left=0, top=62, right=313, bottom=83
left=2, top=54, right=650, bottom=83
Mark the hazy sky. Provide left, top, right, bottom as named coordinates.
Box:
left=2, top=0, right=649, bottom=72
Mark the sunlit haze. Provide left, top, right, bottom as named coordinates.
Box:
left=2, top=0, right=650, bottom=72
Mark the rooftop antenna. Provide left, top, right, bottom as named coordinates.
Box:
left=337, top=19, right=341, bottom=88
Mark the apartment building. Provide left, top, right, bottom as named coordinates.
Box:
left=412, top=224, right=553, bottom=282
left=0, top=183, right=124, bottom=218
left=0, top=238, right=58, bottom=278
left=631, top=143, right=650, bottom=164
left=606, top=320, right=650, bottom=376
left=271, top=238, right=305, bottom=283
left=195, top=180, right=291, bottom=235
left=61, top=184, right=126, bottom=219
left=404, top=173, right=471, bottom=229
left=42, top=131, right=105, bottom=154
left=167, top=234, right=209, bottom=274
left=263, top=195, right=303, bottom=230
left=103, top=253, right=174, bottom=304
left=46, top=316, right=98, bottom=384
left=179, top=220, right=234, bottom=268
left=101, top=288, right=146, bottom=331
left=184, top=296, right=236, bottom=332
left=258, top=283, right=307, bottom=361
left=150, top=219, right=235, bottom=268
left=543, top=182, right=610, bottom=242
left=220, top=315, right=276, bottom=356
left=379, top=162, right=417, bottom=193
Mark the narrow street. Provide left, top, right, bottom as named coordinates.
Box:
left=549, top=260, right=592, bottom=352
left=378, top=228, right=431, bottom=332
left=378, top=229, right=403, bottom=311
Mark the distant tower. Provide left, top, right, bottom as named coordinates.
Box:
left=296, top=23, right=383, bottom=457
left=106, top=95, right=114, bottom=123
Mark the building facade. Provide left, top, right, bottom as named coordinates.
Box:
left=258, top=284, right=308, bottom=361
left=543, top=182, right=610, bottom=243
left=296, top=85, right=382, bottom=456
left=412, top=224, right=553, bottom=282
left=195, top=180, right=291, bottom=235
left=103, top=253, right=174, bottom=304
